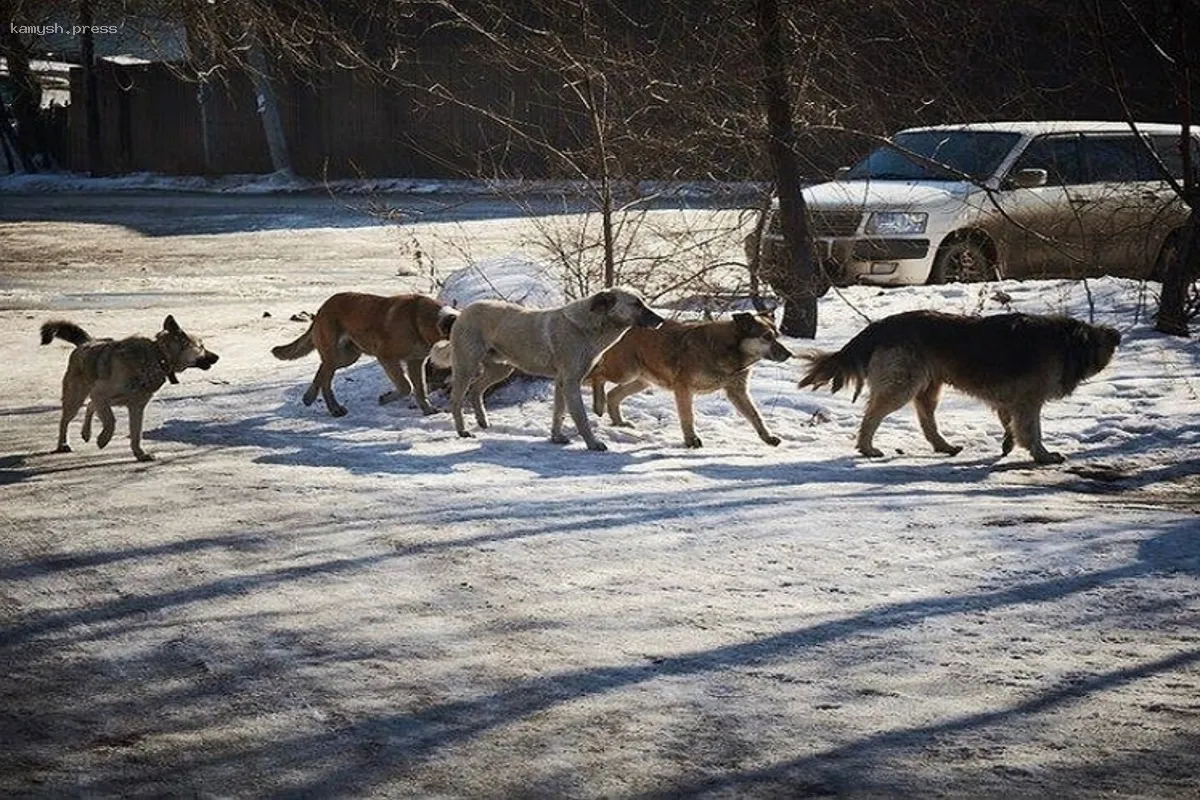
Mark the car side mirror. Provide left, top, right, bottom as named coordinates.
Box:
left=1010, top=168, right=1048, bottom=188
left=834, top=166, right=851, bottom=180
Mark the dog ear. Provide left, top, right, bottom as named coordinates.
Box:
left=590, top=291, right=616, bottom=314
left=437, top=308, right=458, bottom=337
left=163, top=315, right=180, bottom=333
left=733, top=312, right=756, bottom=334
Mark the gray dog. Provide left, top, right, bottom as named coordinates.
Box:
left=435, top=287, right=664, bottom=451
left=41, top=316, right=219, bottom=462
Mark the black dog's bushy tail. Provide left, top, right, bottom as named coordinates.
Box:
left=797, top=322, right=886, bottom=402
left=40, top=320, right=92, bottom=347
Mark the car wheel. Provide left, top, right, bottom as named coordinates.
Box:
left=928, top=238, right=997, bottom=284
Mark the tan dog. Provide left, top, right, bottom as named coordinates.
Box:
left=588, top=313, right=792, bottom=448
left=439, top=287, right=664, bottom=451
left=272, top=292, right=458, bottom=417
left=41, top=316, right=220, bottom=462
left=798, top=310, right=1121, bottom=464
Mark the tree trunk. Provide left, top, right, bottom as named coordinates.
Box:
left=1155, top=0, right=1196, bottom=336
left=0, top=17, right=49, bottom=170
left=185, top=24, right=217, bottom=174
left=753, top=0, right=826, bottom=338
left=1156, top=209, right=1198, bottom=336
left=247, top=38, right=293, bottom=175
left=79, top=0, right=103, bottom=176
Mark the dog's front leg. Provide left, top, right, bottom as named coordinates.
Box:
left=550, top=381, right=569, bottom=444
left=377, top=359, right=414, bottom=407
left=914, top=383, right=961, bottom=456
left=675, top=386, right=703, bottom=448
left=127, top=401, right=154, bottom=461
left=724, top=379, right=781, bottom=446
left=997, top=408, right=1015, bottom=456
left=1012, top=404, right=1063, bottom=464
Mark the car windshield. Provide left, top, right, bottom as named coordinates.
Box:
left=843, top=130, right=1022, bottom=182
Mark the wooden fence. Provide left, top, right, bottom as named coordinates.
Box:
left=65, top=51, right=583, bottom=179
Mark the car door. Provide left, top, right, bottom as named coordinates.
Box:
left=991, top=134, right=1088, bottom=278
left=1075, top=133, right=1161, bottom=278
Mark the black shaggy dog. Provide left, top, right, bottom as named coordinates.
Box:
left=798, top=310, right=1121, bottom=464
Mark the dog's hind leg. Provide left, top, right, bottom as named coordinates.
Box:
left=306, top=341, right=359, bottom=416
left=469, top=362, right=514, bottom=430
left=1010, top=403, right=1063, bottom=464
left=93, top=402, right=117, bottom=449
left=913, top=383, right=962, bottom=456
left=127, top=400, right=153, bottom=461
left=857, top=386, right=912, bottom=458
left=725, top=376, right=781, bottom=446
left=55, top=379, right=90, bottom=453
left=81, top=403, right=94, bottom=442
left=406, top=356, right=439, bottom=415
left=605, top=379, right=649, bottom=428
left=591, top=377, right=607, bottom=416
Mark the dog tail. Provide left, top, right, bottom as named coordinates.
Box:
left=797, top=323, right=884, bottom=402
left=40, top=320, right=92, bottom=347
left=271, top=325, right=315, bottom=360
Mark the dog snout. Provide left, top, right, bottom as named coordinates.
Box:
left=770, top=341, right=793, bottom=362
left=198, top=353, right=220, bottom=369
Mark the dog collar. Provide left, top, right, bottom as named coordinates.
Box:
left=156, top=352, right=179, bottom=384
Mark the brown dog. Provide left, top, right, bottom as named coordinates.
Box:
left=798, top=310, right=1121, bottom=464
left=272, top=292, right=458, bottom=417
left=588, top=313, right=792, bottom=448
left=41, top=316, right=220, bottom=462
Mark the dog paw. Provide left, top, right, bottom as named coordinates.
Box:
left=421, top=406, right=443, bottom=416
left=1001, top=433, right=1014, bottom=456
left=938, top=444, right=963, bottom=456
left=54, top=444, right=72, bottom=454
left=613, top=421, right=635, bottom=429
left=1033, top=451, right=1065, bottom=465
left=97, top=432, right=111, bottom=449
left=457, top=430, right=474, bottom=439
left=134, top=451, right=155, bottom=462
left=550, top=433, right=571, bottom=445
left=586, top=440, right=609, bottom=452
left=859, top=446, right=885, bottom=458
left=762, top=435, right=781, bottom=446
left=684, top=436, right=703, bottom=448
left=329, top=406, right=348, bottom=418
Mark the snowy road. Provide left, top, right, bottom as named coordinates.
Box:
left=1, top=188, right=1198, bottom=798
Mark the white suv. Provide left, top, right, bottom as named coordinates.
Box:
left=755, top=121, right=1198, bottom=286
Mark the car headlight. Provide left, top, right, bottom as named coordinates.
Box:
left=865, top=211, right=927, bottom=235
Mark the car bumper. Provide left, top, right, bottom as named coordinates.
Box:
left=762, top=234, right=936, bottom=286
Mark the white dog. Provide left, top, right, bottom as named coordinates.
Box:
left=438, top=287, right=664, bottom=451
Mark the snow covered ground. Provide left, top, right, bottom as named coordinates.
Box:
left=1, top=188, right=1198, bottom=798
